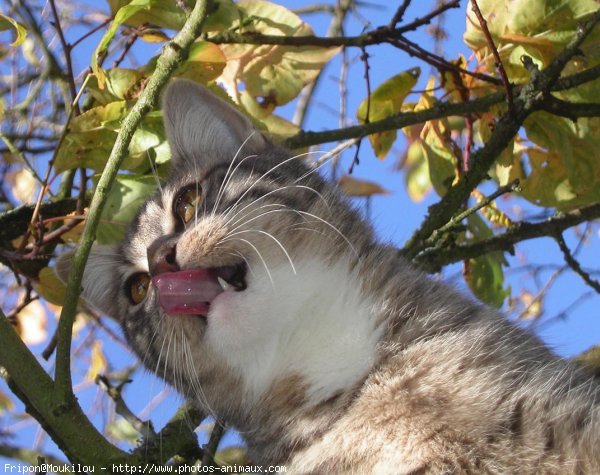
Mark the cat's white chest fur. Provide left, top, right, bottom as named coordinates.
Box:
left=207, top=258, right=383, bottom=405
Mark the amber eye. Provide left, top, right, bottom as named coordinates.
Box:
left=127, top=273, right=151, bottom=305
left=174, top=185, right=202, bottom=225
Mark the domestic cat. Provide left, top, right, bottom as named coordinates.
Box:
left=57, top=80, right=600, bottom=474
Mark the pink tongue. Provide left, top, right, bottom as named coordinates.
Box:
left=152, top=269, right=222, bottom=315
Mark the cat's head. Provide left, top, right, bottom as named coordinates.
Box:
left=57, top=80, right=376, bottom=417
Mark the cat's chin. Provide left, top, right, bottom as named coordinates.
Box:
left=152, top=262, right=247, bottom=318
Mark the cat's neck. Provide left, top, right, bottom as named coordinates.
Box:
left=206, top=257, right=385, bottom=407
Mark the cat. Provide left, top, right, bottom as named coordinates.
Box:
left=57, top=79, right=600, bottom=474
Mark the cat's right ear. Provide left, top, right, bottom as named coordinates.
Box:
left=162, top=80, right=268, bottom=167
left=55, top=245, right=120, bottom=320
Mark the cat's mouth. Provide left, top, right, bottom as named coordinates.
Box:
left=152, top=263, right=247, bottom=317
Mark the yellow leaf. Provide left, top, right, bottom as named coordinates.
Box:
left=0, top=13, right=27, bottom=46
left=86, top=340, right=108, bottom=381
left=471, top=189, right=514, bottom=228
left=16, top=300, right=47, bottom=345
left=518, top=290, right=542, bottom=320
left=357, top=68, right=420, bottom=160
left=338, top=175, right=391, bottom=197
left=218, top=1, right=339, bottom=105
left=140, top=29, right=170, bottom=43
left=0, top=389, right=15, bottom=414
left=6, top=168, right=37, bottom=204
left=32, top=267, right=67, bottom=306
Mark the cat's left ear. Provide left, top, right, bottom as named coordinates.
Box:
left=162, top=80, right=269, bottom=167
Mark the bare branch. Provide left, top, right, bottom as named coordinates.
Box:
left=555, top=234, right=600, bottom=293
left=413, top=202, right=600, bottom=271
left=469, top=0, right=514, bottom=112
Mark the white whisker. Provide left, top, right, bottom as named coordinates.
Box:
left=224, top=229, right=296, bottom=275
left=233, top=237, right=274, bottom=285
left=220, top=151, right=325, bottom=222
left=222, top=183, right=331, bottom=230
left=212, top=132, right=259, bottom=214
left=147, top=151, right=163, bottom=194
left=297, top=210, right=359, bottom=257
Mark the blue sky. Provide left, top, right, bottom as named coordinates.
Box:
left=1, top=0, right=599, bottom=467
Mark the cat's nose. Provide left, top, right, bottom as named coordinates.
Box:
left=147, top=238, right=180, bottom=276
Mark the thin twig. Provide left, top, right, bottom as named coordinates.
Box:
left=112, top=28, right=140, bottom=69
left=394, top=0, right=460, bottom=34
left=555, top=233, right=600, bottom=293
left=292, top=0, right=353, bottom=127
left=202, top=422, right=225, bottom=467
left=413, top=202, right=600, bottom=272
left=48, top=0, right=78, bottom=109
left=71, top=17, right=111, bottom=50
left=315, top=138, right=360, bottom=166
left=469, top=0, right=513, bottom=112
left=19, top=74, right=91, bottom=251
left=388, top=0, right=412, bottom=29
left=425, top=179, right=520, bottom=246
left=388, top=36, right=502, bottom=85
left=96, top=375, right=156, bottom=439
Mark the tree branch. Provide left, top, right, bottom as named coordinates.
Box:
left=0, top=444, right=67, bottom=466
left=542, top=96, right=600, bottom=119
left=555, top=233, right=600, bottom=293
left=469, top=0, right=513, bottom=111
left=54, top=0, right=213, bottom=401
left=0, top=308, right=129, bottom=465
left=413, top=202, right=600, bottom=271
left=284, top=90, right=505, bottom=148
left=402, top=9, right=600, bottom=256
left=0, top=197, right=87, bottom=245
left=132, top=403, right=205, bottom=463
left=208, top=1, right=459, bottom=47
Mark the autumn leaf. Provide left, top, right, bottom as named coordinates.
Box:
left=15, top=300, right=47, bottom=345
left=338, top=175, right=391, bottom=197
left=86, top=340, right=108, bottom=381
left=357, top=68, right=420, bottom=159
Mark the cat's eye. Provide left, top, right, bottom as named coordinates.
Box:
left=127, top=273, right=151, bottom=305
left=174, top=185, right=202, bottom=225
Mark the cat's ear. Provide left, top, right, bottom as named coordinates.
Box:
left=162, top=79, right=268, bottom=166
left=55, top=245, right=120, bottom=319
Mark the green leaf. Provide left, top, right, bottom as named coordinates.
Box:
left=95, top=174, right=158, bottom=244
left=356, top=68, right=420, bottom=159
left=467, top=254, right=509, bottom=308
left=403, top=141, right=432, bottom=202
left=55, top=102, right=167, bottom=173
left=215, top=446, right=249, bottom=466
left=106, top=0, right=239, bottom=32
left=238, top=90, right=299, bottom=141
left=465, top=215, right=509, bottom=308
left=54, top=102, right=128, bottom=172
left=106, top=418, right=140, bottom=444
left=141, top=41, right=227, bottom=85
left=419, top=122, right=459, bottom=196
left=92, top=0, right=153, bottom=88
left=87, top=68, right=146, bottom=104
left=218, top=0, right=339, bottom=105
left=464, top=0, right=600, bottom=84
left=164, top=41, right=226, bottom=83
left=0, top=13, right=27, bottom=46
left=32, top=267, right=67, bottom=307
left=521, top=112, right=600, bottom=208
